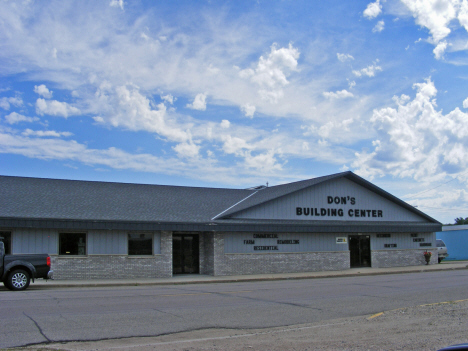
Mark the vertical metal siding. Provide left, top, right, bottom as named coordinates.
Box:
left=12, top=228, right=58, bottom=254
left=224, top=232, right=349, bottom=253
left=88, top=231, right=127, bottom=254
left=225, top=231, right=437, bottom=254
left=232, top=178, right=426, bottom=222
left=88, top=231, right=161, bottom=254
left=370, top=232, right=435, bottom=250
left=10, top=228, right=162, bottom=255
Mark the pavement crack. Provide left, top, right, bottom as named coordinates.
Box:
left=189, top=288, right=323, bottom=311
left=152, top=308, right=183, bottom=318
left=23, top=312, right=52, bottom=343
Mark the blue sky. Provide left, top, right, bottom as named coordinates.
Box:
left=1, top=0, right=468, bottom=224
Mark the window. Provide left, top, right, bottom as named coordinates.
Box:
left=0, top=231, right=11, bottom=254
left=59, top=233, right=86, bottom=255
left=128, top=233, right=153, bottom=255
left=436, top=239, right=446, bottom=247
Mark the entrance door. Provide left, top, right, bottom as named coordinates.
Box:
left=348, top=235, right=371, bottom=268
left=173, top=234, right=199, bottom=274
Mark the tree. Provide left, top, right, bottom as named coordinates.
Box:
left=454, top=217, right=468, bottom=225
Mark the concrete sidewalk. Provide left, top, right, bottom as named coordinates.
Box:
left=31, top=260, right=468, bottom=289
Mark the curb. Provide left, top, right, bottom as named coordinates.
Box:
left=30, top=264, right=468, bottom=289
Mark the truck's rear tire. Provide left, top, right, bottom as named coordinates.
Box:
left=6, top=269, right=31, bottom=291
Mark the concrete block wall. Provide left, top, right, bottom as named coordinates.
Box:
left=371, top=248, right=438, bottom=268
left=212, top=233, right=350, bottom=276
left=51, top=231, right=173, bottom=279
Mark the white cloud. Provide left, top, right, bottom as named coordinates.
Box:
left=244, top=149, right=282, bottom=172
left=459, top=0, right=468, bottom=29
left=34, top=84, right=53, bottom=99
left=364, top=0, right=382, bottom=19
left=352, top=63, right=382, bottom=77
left=93, top=84, right=190, bottom=143
left=220, top=120, right=230, bottom=129
left=88, top=83, right=292, bottom=169
left=0, top=96, right=23, bottom=110
left=221, top=135, right=250, bottom=155
left=0, top=2, right=357, bottom=135
left=372, top=20, right=385, bottom=33
left=463, top=97, right=468, bottom=108
left=303, top=118, right=354, bottom=139
left=323, top=90, right=354, bottom=100
left=401, top=0, right=457, bottom=43
left=239, top=43, right=300, bottom=103
left=241, top=103, right=256, bottom=118
left=400, top=0, right=468, bottom=58
left=35, top=98, right=81, bottom=118
left=433, top=40, right=448, bottom=59
left=22, top=129, right=73, bottom=137
left=0, top=126, right=291, bottom=186
left=109, top=0, right=124, bottom=10
left=0, top=129, right=175, bottom=175
left=161, top=94, right=175, bottom=104
left=172, top=141, right=200, bottom=158
left=392, top=94, right=410, bottom=105
left=186, top=93, right=207, bottom=111
left=5, top=112, right=39, bottom=124
left=351, top=78, right=468, bottom=181
left=337, top=53, right=354, bottom=62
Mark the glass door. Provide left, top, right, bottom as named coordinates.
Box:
left=349, top=235, right=371, bottom=268
left=173, top=234, right=199, bottom=274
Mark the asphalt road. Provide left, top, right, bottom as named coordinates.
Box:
left=1, top=270, right=467, bottom=349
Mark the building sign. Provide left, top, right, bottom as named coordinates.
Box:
left=296, top=195, right=384, bottom=219
left=253, top=234, right=278, bottom=238
left=225, top=232, right=351, bottom=254
left=254, top=246, right=278, bottom=251
left=243, top=234, right=300, bottom=251
left=278, top=240, right=300, bottom=244
left=336, top=237, right=347, bottom=244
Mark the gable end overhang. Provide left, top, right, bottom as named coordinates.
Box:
left=216, top=171, right=441, bottom=225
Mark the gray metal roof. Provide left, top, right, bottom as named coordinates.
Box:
left=0, top=172, right=441, bottom=232
left=0, top=175, right=253, bottom=222
left=211, top=173, right=340, bottom=219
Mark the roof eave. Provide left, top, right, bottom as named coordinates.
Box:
left=0, top=217, right=441, bottom=234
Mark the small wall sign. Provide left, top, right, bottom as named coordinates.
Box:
left=336, top=237, right=348, bottom=244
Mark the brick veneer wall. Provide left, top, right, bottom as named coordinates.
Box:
left=200, top=233, right=215, bottom=275
left=49, top=231, right=439, bottom=279
left=212, top=233, right=350, bottom=276
left=51, top=231, right=173, bottom=279
left=371, top=248, right=438, bottom=268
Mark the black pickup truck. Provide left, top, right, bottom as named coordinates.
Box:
left=0, top=238, right=53, bottom=291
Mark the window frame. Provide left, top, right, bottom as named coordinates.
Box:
left=128, top=232, right=153, bottom=256
left=59, top=232, right=87, bottom=256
